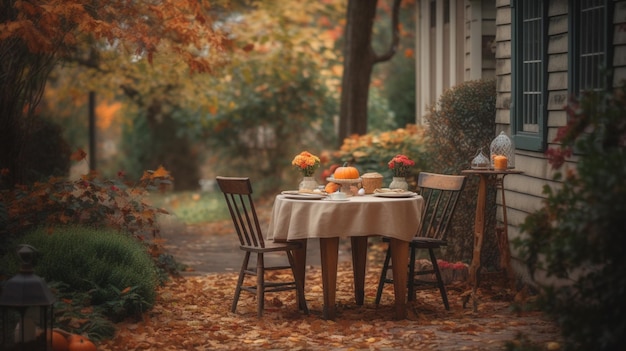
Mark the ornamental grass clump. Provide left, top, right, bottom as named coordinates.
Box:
left=1, top=226, right=158, bottom=321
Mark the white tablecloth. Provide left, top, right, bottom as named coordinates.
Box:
left=267, top=194, right=424, bottom=241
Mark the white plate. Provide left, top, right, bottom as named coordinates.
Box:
left=372, top=192, right=417, bottom=198
left=281, top=191, right=326, bottom=200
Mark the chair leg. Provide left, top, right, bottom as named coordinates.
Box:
left=408, top=246, right=417, bottom=301
left=429, top=248, right=449, bottom=310
left=375, top=245, right=392, bottom=305
left=232, top=251, right=250, bottom=313
left=256, top=253, right=265, bottom=317
left=287, top=250, right=309, bottom=314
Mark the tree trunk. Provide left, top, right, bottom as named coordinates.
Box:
left=0, top=44, right=54, bottom=188
left=338, top=0, right=401, bottom=144
left=339, top=0, right=377, bottom=142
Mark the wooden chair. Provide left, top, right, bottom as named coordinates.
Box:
left=216, top=176, right=308, bottom=317
left=375, top=172, right=467, bottom=310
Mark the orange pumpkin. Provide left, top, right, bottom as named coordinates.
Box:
left=325, top=182, right=340, bottom=193
left=67, top=334, right=82, bottom=344
left=68, top=336, right=97, bottom=351
left=50, top=331, right=69, bottom=351
left=333, top=164, right=359, bottom=179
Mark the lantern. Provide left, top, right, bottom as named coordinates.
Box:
left=489, top=131, right=515, bottom=169
left=1, top=245, right=56, bottom=351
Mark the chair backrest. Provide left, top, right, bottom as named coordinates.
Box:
left=416, top=172, right=467, bottom=240
left=216, top=176, right=265, bottom=248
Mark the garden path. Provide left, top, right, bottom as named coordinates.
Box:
left=158, top=201, right=354, bottom=274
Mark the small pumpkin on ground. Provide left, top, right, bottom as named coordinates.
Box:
left=50, top=330, right=70, bottom=351
left=68, top=334, right=97, bottom=351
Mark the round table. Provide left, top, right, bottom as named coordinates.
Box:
left=267, top=193, right=424, bottom=320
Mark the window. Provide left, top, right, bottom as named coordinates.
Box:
left=512, top=0, right=547, bottom=151
left=570, top=0, right=611, bottom=95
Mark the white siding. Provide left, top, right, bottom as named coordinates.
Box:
left=495, top=0, right=626, bottom=267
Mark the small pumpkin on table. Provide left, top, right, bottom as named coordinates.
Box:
left=326, top=163, right=360, bottom=195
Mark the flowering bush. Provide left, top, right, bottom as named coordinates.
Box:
left=291, top=151, right=320, bottom=177
left=388, top=154, right=415, bottom=177
left=320, top=125, right=429, bottom=185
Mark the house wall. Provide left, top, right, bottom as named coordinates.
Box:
left=415, top=0, right=496, bottom=123
left=415, top=0, right=625, bottom=282
left=495, top=0, right=626, bottom=281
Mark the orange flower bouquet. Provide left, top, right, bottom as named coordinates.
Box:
left=292, top=151, right=321, bottom=177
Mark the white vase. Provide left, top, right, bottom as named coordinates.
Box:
left=299, top=176, right=319, bottom=191
left=389, top=177, right=409, bottom=191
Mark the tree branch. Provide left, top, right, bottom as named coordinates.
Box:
left=372, top=0, right=401, bottom=64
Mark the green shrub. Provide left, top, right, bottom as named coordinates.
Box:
left=1, top=226, right=158, bottom=321
left=425, top=79, right=497, bottom=173
left=516, top=84, right=626, bottom=350
left=424, top=79, right=498, bottom=265
left=49, top=281, right=117, bottom=341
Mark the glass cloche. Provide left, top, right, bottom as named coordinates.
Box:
left=489, top=131, right=515, bottom=169
left=471, top=148, right=490, bottom=169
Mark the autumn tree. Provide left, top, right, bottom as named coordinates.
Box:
left=0, top=0, right=231, bottom=187
left=199, top=1, right=344, bottom=192
left=339, top=0, right=402, bottom=142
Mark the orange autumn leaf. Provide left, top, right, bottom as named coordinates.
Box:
left=152, top=165, right=170, bottom=178
left=242, top=43, right=254, bottom=52
left=70, top=148, right=87, bottom=161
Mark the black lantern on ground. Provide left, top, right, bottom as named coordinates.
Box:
left=0, top=245, right=55, bottom=351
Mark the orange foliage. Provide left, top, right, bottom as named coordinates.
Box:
left=96, top=101, right=122, bottom=130
left=1, top=0, right=229, bottom=73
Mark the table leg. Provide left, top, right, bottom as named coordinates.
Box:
left=496, top=176, right=516, bottom=289
left=292, top=239, right=308, bottom=311
left=468, top=174, right=488, bottom=289
left=320, top=237, right=339, bottom=320
left=350, top=237, right=368, bottom=305
left=389, top=238, right=409, bottom=320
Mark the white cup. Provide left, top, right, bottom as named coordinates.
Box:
left=329, top=192, right=347, bottom=200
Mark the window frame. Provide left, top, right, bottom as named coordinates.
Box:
left=511, top=0, right=549, bottom=152
left=569, top=0, right=613, bottom=96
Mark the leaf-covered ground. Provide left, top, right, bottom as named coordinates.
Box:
left=99, top=261, right=561, bottom=350
left=98, top=203, right=562, bottom=350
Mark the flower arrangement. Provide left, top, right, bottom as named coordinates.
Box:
left=388, top=154, right=415, bottom=177
left=292, top=151, right=320, bottom=177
